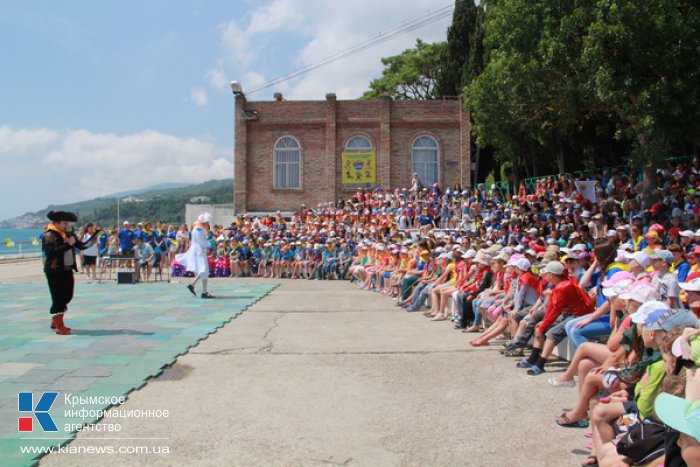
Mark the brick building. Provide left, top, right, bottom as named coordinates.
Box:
left=233, top=92, right=470, bottom=213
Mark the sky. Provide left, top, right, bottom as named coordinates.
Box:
left=0, top=0, right=453, bottom=220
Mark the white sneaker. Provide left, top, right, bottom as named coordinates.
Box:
left=548, top=378, right=575, bottom=388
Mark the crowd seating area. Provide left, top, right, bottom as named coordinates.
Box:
left=87, top=155, right=700, bottom=465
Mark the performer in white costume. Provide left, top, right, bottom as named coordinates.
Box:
left=176, top=212, right=214, bottom=298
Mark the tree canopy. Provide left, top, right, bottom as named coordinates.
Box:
left=436, top=0, right=480, bottom=97
left=362, top=40, right=446, bottom=100
left=464, top=0, right=700, bottom=190
left=362, top=0, right=700, bottom=197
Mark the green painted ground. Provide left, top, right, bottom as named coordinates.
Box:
left=0, top=281, right=276, bottom=467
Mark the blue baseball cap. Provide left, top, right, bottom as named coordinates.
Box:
left=644, top=308, right=699, bottom=332
left=649, top=250, right=674, bottom=264
left=631, top=300, right=669, bottom=325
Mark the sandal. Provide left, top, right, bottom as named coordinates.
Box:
left=581, top=455, right=598, bottom=466
left=555, top=413, right=589, bottom=428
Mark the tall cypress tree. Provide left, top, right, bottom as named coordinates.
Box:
left=437, top=0, right=478, bottom=97
left=438, top=0, right=495, bottom=185
left=464, top=2, right=485, bottom=86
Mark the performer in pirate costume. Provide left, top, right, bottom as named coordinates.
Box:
left=42, top=210, right=100, bottom=335
left=176, top=212, right=214, bottom=298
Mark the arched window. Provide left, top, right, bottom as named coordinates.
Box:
left=412, top=135, right=439, bottom=186
left=346, top=135, right=372, bottom=152
left=273, top=136, right=301, bottom=189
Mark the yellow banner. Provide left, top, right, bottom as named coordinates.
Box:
left=342, top=152, right=376, bottom=185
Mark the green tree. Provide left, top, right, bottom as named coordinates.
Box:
left=465, top=0, right=699, bottom=193
left=437, top=0, right=494, bottom=185
left=362, top=40, right=446, bottom=100
left=437, top=0, right=479, bottom=97
left=467, top=1, right=653, bottom=183
left=464, top=2, right=485, bottom=86
left=582, top=0, right=700, bottom=205
left=466, top=1, right=600, bottom=182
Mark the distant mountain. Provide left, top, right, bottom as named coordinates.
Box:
left=103, top=182, right=190, bottom=199
left=0, top=179, right=233, bottom=229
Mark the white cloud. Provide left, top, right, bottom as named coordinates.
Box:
left=206, top=62, right=229, bottom=90
left=189, top=87, right=208, bottom=107
left=285, top=0, right=451, bottom=99
left=208, top=0, right=451, bottom=100
left=220, top=21, right=252, bottom=67
left=0, top=125, right=232, bottom=219
left=242, top=71, right=267, bottom=91
left=0, top=126, right=59, bottom=157
left=219, top=0, right=305, bottom=68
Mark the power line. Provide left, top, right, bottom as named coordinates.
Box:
left=247, top=5, right=454, bottom=95
left=246, top=2, right=456, bottom=96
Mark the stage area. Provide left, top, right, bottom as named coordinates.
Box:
left=0, top=280, right=276, bottom=467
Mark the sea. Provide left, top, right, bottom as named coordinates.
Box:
left=0, top=228, right=44, bottom=257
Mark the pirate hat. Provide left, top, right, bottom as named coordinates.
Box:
left=46, top=210, right=79, bottom=222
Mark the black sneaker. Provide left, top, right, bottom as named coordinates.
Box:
left=201, top=292, right=215, bottom=299
left=187, top=284, right=196, bottom=296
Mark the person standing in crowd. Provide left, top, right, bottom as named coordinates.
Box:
left=118, top=221, right=134, bottom=255
left=98, top=226, right=110, bottom=258
left=153, top=221, right=166, bottom=274
left=409, top=172, right=423, bottom=193
left=177, top=212, right=214, bottom=298
left=75, top=225, right=85, bottom=272
left=80, top=223, right=99, bottom=281
left=176, top=223, right=189, bottom=253
left=42, top=211, right=100, bottom=335
left=107, top=230, right=120, bottom=256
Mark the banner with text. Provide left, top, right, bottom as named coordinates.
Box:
left=342, top=152, right=376, bottom=186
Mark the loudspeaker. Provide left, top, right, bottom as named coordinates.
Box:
left=117, top=272, right=135, bottom=284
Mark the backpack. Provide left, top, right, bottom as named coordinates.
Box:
left=616, top=419, right=666, bottom=465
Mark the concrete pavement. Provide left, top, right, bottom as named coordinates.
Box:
left=33, top=276, right=584, bottom=466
